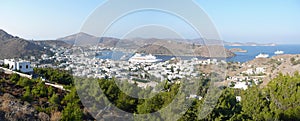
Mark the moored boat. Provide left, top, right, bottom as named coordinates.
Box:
left=274, top=50, right=284, bottom=55
left=255, top=53, right=269, bottom=58
left=129, top=53, right=162, bottom=63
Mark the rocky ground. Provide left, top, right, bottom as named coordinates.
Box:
left=0, top=93, right=50, bottom=121
left=226, top=54, right=300, bottom=87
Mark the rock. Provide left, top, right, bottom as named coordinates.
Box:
left=229, top=48, right=248, bottom=53
left=0, top=93, right=49, bottom=121
left=38, top=112, right=50, bottom=121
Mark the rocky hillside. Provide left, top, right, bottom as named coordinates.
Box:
left=0, top=69, right=94, bottom=120
left=0, top=93, right=49, bottom=121
left=0, top=29, right=52, bottom=59
left=225, top=54, right=300, bottom=87
left=57, top=32, right=100, bottom=46
left=58, top=32, right=235, bottom=58
left=34, top=40, right=71, bottom=48
left=137, top=43, right=235, bottom=58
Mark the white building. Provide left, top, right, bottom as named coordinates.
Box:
left=4, top=59, right=33, bottom=73
left=233, top=82, right=248, bottom=90
left=244, top=69, right=254, bottom=75
left=0, top=60, right=3, bottom=65
left=236, top=96, right=242, bottom=102
left=255, top=67, right=265, bottom=74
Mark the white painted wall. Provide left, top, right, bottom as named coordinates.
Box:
left=3, top=59, right=33, bottom=73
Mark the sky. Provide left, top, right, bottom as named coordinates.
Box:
left=0, top=0, right=299, bottom=44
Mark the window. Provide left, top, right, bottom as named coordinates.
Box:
left=20, top=66, right=22, bottom=69
left=26, top=65, right=29, bottom=69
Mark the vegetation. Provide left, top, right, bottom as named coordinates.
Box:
left=1, top=68, right=299, bottom=120
left=204, top=72, right=300, bottom=120
left=34, top=68, right=73, bottom=85
left=82, top=72, right=299, bottom=120
left=290, top=57, right=300, bottom=65
left=0, top=68, right=89, bottom=120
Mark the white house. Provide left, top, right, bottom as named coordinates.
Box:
left=0, top=60, right=3, bottom=65
left=4, top=59, right=33, bottom=73
left=233, top=82, right=248, bottom=90
left=255, top=67, right=265, bottom=74
left=236, top=96, right=242, bottom=102
left=244, top=69, right=254, bottom=75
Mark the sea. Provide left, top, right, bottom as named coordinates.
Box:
left=225, top=45, right=300, bottom=62
left=96, top=45, right=300, bottom=63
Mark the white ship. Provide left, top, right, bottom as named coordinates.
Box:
left=255, top=53, right=269, bottom=58
left=274, top=50, right=284, bottom=55
left=129, top=53, right=162, bottom=63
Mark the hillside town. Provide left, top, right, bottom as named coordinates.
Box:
left=2, top=44, right=295, bottom=91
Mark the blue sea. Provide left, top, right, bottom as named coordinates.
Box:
left=225, top=45, right=300, bottom=62
left=96, top=45, right=300, bottom=63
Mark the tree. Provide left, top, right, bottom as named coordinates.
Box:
left=31, top=81, right=48, bottom=97
left=17, top=77, right=33, bottom=87
left=238, top=86, right=273, bottom=120
left=266, top=72, right=300, bottom=120
left=49, top=94, right=60, bottom=105
left=62, top=87, right=80, bottom=105
left=61, top=102, right=83, bottom=121
left=34, top=68, right=73, bottom=85
left=204, top=88, right=242, bottom=121
left=10, top=73, right=20, bottom=83
left=22, top=86, right=33, bottom=102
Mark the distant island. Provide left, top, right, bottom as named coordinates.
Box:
left=224, top=41, right=276, bottom=46
left=229, top=48, right=248, bottom=53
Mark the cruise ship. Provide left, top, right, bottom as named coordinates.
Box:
left=255, top=53, right=269, bottom=58
left=129, top=53, right=162, bottom=63
left=274, top=50, right=284, bottom=55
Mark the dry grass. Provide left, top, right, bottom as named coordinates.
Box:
left=50, top=111, right=61, bottom=121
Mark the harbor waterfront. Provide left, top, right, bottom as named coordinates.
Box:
left=96, top=45, right=300, bottom=63
left=1, top=0, right=300, bottom=120
left=2, top=43, right=300, bottom=93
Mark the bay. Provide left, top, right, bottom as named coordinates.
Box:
left=96, top=45, right=300, bottom=63
left=226, top=45, right=300, bottom=62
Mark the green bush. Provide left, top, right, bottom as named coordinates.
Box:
left=10, top=73, right=20, bottom=83
left=61, top=102, right=83, bottom=121
left=34, top=68, right=73, bottom=85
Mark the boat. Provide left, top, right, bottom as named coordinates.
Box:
left=129, top=53, right=162, bottom=63
left=255, top=53, right=269, bottom=58
left=274, top=50, right=284, bottom=55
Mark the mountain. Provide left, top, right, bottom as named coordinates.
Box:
left=0, top=29, right=15, bottom=41
left=57, top=32, right=100, bottom=46
left=57, top=32, right=235, bottom=57
left=33, top=40, right=71, bottom=48
left=137, top=43, right=235, bottom=58
left=0, top=29, right=52, bottom=59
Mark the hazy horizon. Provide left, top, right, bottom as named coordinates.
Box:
left=1, top=28, right=298, bottom=45
left=0, top=0, right=299, bottom=44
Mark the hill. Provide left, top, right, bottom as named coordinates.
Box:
left=57, top=32, right=100, bottom=46
left=33, top=40, right=71, bottom=48
left=0, top=29, right=52, bottom=59
left=58, top=32, right=235, bottom=57
left=137, top=43, right=235, bottom=57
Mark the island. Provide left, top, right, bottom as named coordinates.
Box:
left=229, top=48, right=248, bottom=53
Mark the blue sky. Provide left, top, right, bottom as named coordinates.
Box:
left=0, top=0, right=299, bottom=44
